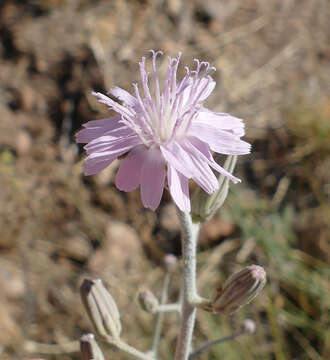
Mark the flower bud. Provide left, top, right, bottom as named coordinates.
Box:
left=163, top=254, right=178, bottom=273
left=211, top=265, right=266, bottom=315
left=80, top=333, right=105, bottom=360
left=191, top=155, right=237, bottom=222
left=138, top=289, right=159, bottom=313
left=80, top=279, right=121, bottom=339
left=241, top=319, right=256, bottom=334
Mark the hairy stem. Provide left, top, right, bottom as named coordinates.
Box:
left=156, top=303, right=181, bottom=313
left=151, top=272, right=170, bottom=355
left=174, top=209, right=201, bottom=360
left=25, top=337, right=154, bottom=360
left=23, top=340, right=79, bottom=354
left=103, top=336, right=155, bottom=360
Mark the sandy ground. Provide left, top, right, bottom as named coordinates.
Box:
left=0, top=1, right=329, bottom=359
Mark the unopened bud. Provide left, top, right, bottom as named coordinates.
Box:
left=138, top=289, right=159, bottom=313
left=191, top=155, right=237, bottom=222
left=211, top=265, right=266, bottom=315
left=80, top=279, right=121, bottom=338
left=163, top=254, right=178, bottom=273
left=241, top=319, right=256, bottom=334
left=80, top=333, right=105, bottom=360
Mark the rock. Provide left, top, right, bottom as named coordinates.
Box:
left=160, top=204, right=180, bottom=233
left=16, top=130, right=32, bottom=156
left=94, top=159, right=119, bottom=186
left=88, top=221, right=143, bottom=278
left=199, top=215, right=236, bottom=246
left=59, top=236, right=91, bottom=262
left=0, top=259, right=25, bottom=299
left=0, top=298, right=22, bottom=346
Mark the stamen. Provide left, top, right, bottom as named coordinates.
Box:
left=190, top=75, right=213, bottom=108
left=171, top=53, right=181, bottom=98
left=150, top=50, right=163, bottom=111
left=139, top=58, right=160, bottom=128
left=133, top=84, right=160, bottom=144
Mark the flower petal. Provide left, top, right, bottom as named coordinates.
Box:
left=161, top=141, right=218, bottom=194
left=140, top=147, right=166, bottom=211
left=84, top=134, right=141, bottom=155
left=160, top=143, right=193, bottom=178
left=83, top=155, right=117, bottom=176
left=108, top=86, right=138, bottom=107
left=76, top=116, right=122, bottom=143
left=92, top=91, right=135, bottom=119
left=195, top=109, right=245, bottom=136
left=167, top=165, right=190, bottom=212
left=83, top=135, right=142, bottom=176
left=82, top=116, right=121, bottom=129
left=189, top=121, right=251, bottom=155
left=180, top=78, right=216, bottom=109
left=197, top=78, right=216, bottom=102
left=116, top=145, right=147, bottom=191
left=187, top=152, right=219, bottom=194
left=184, top=137, right=241, bottom=183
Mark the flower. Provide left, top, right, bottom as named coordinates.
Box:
left=76, top=50, right=250, bottom=211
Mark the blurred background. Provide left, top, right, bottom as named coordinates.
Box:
left=0, top=0, right=329, bottom=359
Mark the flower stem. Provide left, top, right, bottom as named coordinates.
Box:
left=156, top=303, right=181, bottom=313
left=175, top=209, right=201, bottom=360
left=151, top=272, right=170, bottom=355
left=103, top=336, right=155, bottom=360
left=23, top=340, right=79, bottom=354
left=188, top=331, right=244, bottom=359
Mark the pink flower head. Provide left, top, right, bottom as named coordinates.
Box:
left=76, top=51, right=250, bottom=211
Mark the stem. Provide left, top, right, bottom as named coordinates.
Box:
left=25, top=337, right=154, bottom=360
left=156, top=303, right=181, bottom=313
left=23, top=340, right=79, bottom=354
left=188, top=331, right=244, bottom=360
left=174, top=209, right=201, bottom=360
left=151, top=272, right=170, bottom=355
left=103, top=336, right=155, bottom=360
